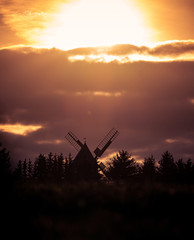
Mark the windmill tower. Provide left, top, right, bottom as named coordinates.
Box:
left=65, top=128, right=119, bottom=181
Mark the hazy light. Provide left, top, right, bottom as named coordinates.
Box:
left=165, top=138, right=193, bottom=144
left=38, top=0, right=152, bottom=50
left=190, top=99, right=194, bottom=105
left=36, top=139, right=63, bottom=144
left=68, top=52, right=194, bottom=63
left=75, top=91, right=123, bottom=97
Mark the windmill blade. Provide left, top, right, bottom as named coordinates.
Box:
left=98, top=162, right=111, bottom=181
left=99, top=162, right=106, bottom=171
left=65, top=131, right=84, bottom=151
left=94, top=128, right=119, bottom=158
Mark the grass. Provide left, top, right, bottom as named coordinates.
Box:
left=2, top=181, right=194, bottom=239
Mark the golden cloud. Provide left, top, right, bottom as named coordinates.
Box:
left=0, top=123, right=42, bottom=136
left=67, top=40, right=194, bottom=63
left=36, top=139, right=63, bottom=145
left=75, top=91, right=123, bottom=97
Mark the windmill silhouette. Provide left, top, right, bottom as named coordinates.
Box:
left=65, top=128, right=119, bottom=181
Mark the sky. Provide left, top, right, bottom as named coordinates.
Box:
left=0, top=0, right=194, bottom=166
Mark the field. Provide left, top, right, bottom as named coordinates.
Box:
left=2, top=181, right=194, bottom=239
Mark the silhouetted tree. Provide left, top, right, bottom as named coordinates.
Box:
left=158, top=151, right=177, bottom=182
left=47, top=152, right=53, bottom=177
left=51, top=153, right=64, bottom=181
left=52, top=154, right=58, bottom=179
left=33, top=154, right=47, bottom=181
left=141, top=155, right=156, bottom=181
left=176, top=159, right=185, bottom=183
left=107, top=150, right=137, bottom=182
left=28, top=152, right=66, bottom=181
left=175, top=158, right=194, bottom=183
left=27, top=159, right=33, bottom=178
left=14, top=160, right=23, bottom=179
left=0, top=143, right=11, bottom=180
left=22, top=159, right=27, bottom=178
left=64, top=153, right=74, bottom=181
left=184, top=159, right=194, bottom=183
left=57, top=153, right=65, bottom=181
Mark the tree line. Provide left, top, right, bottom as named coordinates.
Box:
left=1, top=143, right=194, bottom=184
left=107, top=150, right=194, bottom=183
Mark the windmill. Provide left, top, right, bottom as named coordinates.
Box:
left=65, top=128, right=119, bottom=181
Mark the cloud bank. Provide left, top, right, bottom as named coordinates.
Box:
left=0, top=43, right=194, bottom=165
left=67, top=40, right=194, bottom=62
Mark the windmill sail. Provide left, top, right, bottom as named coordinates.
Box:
left=65, top=131, right=83, bottom=151
left=94, top=128, right=119, bottom=158
left=65, top=128, right=119, bottom=181
left=97, top=162, right=110, bottom=180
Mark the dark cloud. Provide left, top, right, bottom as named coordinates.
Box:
left=66, top=41, right=194, bottom=58
left=149, top=41, right=194, bottom=57
left=0, top=47, right=194, bottom=165
left=67, top=44, right=143, bottom=56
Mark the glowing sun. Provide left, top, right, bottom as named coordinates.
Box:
left=39, top=0, right=152, bottom=50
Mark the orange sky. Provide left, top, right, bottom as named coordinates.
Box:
left=0, top=0, right=194, bottom=164
left=1, top=0, right=194, bottom=48
left=135, top=0, right=194, bottom=41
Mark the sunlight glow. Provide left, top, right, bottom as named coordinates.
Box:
left=68, top=53, right=168, bottom=63
left=100, top=151, right=118, bottom=165
left=165, top=138, right=193, bottom=144
left=75, top=91, right=123, bottom=97
left=36, top=139, right=63, bottom=145
left=0, top=123, right=42, bottom=136
left=38, top=0, right=152, bottom=50
left=68, top=52, right=194, bottom=63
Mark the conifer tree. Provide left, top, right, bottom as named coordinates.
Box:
left=34, top=154, right=47, bottom=181
left=14, top=160, right=23, bottom=179
left=176, top=159, right=185, bottom=182
left=22, top=159, right=27, bottom=178
left=142, top=155, right=156, bottom=180
left=0, top=143, right=11, bottom=180
left=158, top=151, right=177, bottom=182
left=107, top=150, right=137, bottom=182
left=64, top=153, right=74, bottom=181
left=184, top=159, right=194, bottom=183
left=57, top=153, right=64, bottom=181
left=47, top=152, right=53, bottom=177
left=27, top=159, right=33, bottom=178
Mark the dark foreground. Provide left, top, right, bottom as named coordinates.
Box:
left=2, top=181, right=194, bottom=239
